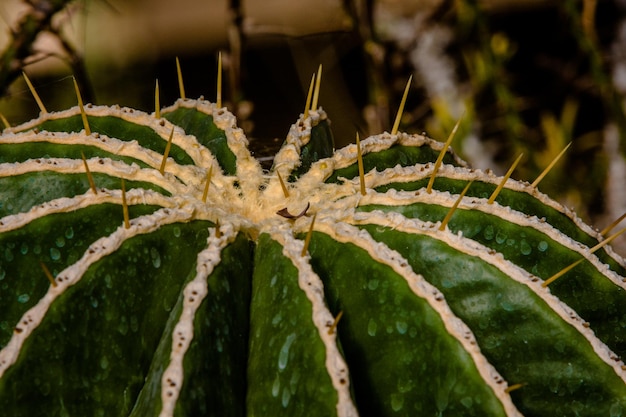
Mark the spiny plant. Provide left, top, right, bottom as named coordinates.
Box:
left=0, top=58, right=625, bottom=417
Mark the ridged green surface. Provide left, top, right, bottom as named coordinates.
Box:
left=162, top=106, right=236, bottom=174
left=35, top=114, right=195, bottom=166
left=248, top=233, right=338, bottom=416
left=0, top=96, right=624, bottom=416
left=307, top=230, right=508, bottom=416
left=362, top=224, right=626, bottom=415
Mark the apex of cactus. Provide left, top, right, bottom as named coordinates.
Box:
left=0, top=66, right=625, bottom=417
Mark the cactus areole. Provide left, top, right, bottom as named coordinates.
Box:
left=0, top=76, right=625, bottom=417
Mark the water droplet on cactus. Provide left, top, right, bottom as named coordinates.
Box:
left=278, top=333, right=296, bottom=370
left=520, top=239, right=532, bottom=255
left=483, top=335, right=500, bottom=350
left=49, top=248, right=60, bottom=261
left=64, top=227, right=74, bottom=239
left=19, top=243, right=28, bottom=255
left=55, top=236, right=65, bottom=248
left=4, top=248, right=13, bottom=262
left=495, top=230, right=507, bottom=244
left=610, top=402, right=623, bottom=417
left=396, top=321, right=408, bottom=334
left=397, top=375, right=414, bottom=393
left=17, top=294, right=29, bottom=304
left=150, top=247, right=161, bottom=269
left=538, top=240, right=549, bottom=252
left=391, top=393, right=404, bottom=411
left=367, top=279, right=379, bottom=290
left=500, top=299, right=515, bottom=312
left=440, top=276, right=455, bottom=288
left=100, top=356, right=109, bottom=370
left=281, top=387, right=291, bottom=408
left=367, top=318, right=377, bottom=336
left=272, top=375, right=280, bottom=397
left=483, top=225, right=495, bottom=240
left=461, top=396, right=474, bottom=408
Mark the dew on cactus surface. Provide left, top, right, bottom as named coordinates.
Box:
left=150, top=247, right=161, bottom=268
left=367, top=318, right=377, bottom=337
left=0, top=63, right=625, bottom=417
left=395, top=321, right=408, bottom=335
left=390, top=392, right=404, bottom=411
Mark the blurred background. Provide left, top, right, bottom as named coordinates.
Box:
left=1, top=0, right=625, bottom=251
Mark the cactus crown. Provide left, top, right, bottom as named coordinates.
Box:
left=0, top=63, right=625, bottom=417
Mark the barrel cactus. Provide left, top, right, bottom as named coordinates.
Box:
left=0, top=67, right=625, bottom=417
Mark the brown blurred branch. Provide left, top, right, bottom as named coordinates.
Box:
left=0, top=0, right=93, bottom=100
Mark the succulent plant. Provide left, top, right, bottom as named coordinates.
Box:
left=0, top=66, right=625, bottom=417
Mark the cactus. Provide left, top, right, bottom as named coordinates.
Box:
left=0, top=67, right=625, bottom=417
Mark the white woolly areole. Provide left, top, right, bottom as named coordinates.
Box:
left=0, top=188, right=177, bottom=233
left=272, top=109, right=325, bottom=174
left=8, top=103, right=214, bottom=168
left=0, top=157, right=188, bottom=196
left=0, top=129, right=202, bottom=182
left=310, top=131, right=466, bottom=175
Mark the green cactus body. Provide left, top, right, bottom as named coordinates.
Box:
left=0, top=91, right=625, bottom=417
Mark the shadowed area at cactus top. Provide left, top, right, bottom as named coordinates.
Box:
left=0, top=68, right=625, bottom=417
